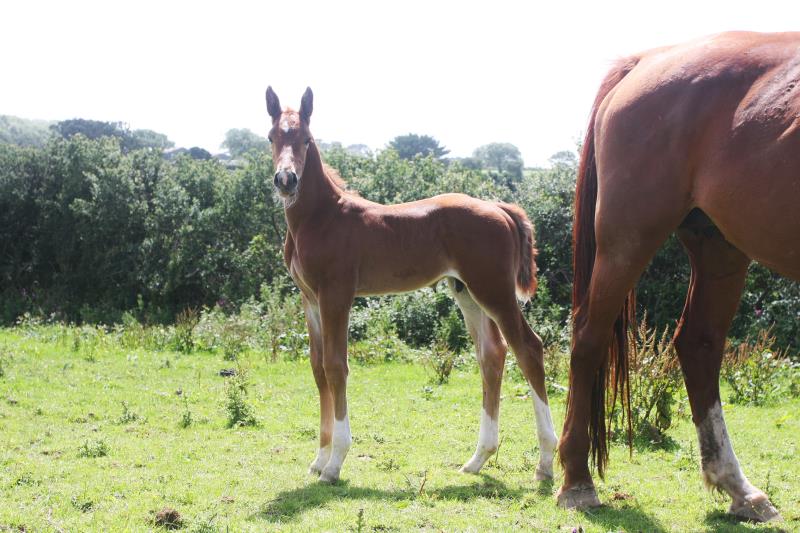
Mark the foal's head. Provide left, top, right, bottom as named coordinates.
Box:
left=266, top=86, right=314, bottom=203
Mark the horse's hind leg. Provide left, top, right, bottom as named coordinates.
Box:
left=674, top=227, right=780, bottom=522
left=461, top=280, right=558, bottom=480
left=448, top=278, right=506, bottom=474
left=302, top=296, right=334, bottom=475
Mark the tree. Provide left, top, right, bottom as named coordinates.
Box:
left=473, top=142, right=524, bottom=188
left=221, top=128, right=269, bottom=158
left=548, top=150, right=577, bottom=170
left=51, top=119, right=173, bottom=152
left=389, top=134, right=449, bottom=160
left=131, top=129, right=174, bottom=150
left=188, top=147, right=212, bottom=160
left=51, top=119, right=126, bottom=141
left=0, top=115, right=53, bottom=147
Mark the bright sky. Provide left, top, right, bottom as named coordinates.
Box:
left=2, top=1, right=796, bottom=166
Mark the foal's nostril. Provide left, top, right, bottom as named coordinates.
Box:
left=274, top=170, right=298, bottom=192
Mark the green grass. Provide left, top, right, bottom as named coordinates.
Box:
left=0, top=328, right=798, bottom=532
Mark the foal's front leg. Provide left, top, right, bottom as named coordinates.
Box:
left=317, top=292, right=353, bottom=483
left=303, top=296, right=334, bottom=475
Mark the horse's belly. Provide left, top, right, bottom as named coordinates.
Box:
left=701, top=175, right=800, bottom=280
left=355, top=262, right=455, bottom=296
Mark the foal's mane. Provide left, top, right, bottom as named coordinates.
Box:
left=310, top=140, right=357, bottom=196
left=322, top=162, right=350, bottom=193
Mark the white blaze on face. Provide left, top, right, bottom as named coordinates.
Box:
left=532, top=390, right=558, bottom=479
left=280, top=118, right=292, bottom=133
left=278, top=145, right=296, bottom=174
left=461, top=408, right=499, bottom=473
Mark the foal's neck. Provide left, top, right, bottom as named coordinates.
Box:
left=284, top=141, right=341, bottom=233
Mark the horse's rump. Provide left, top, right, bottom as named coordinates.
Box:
left=496, top=202, right=538, bottom=301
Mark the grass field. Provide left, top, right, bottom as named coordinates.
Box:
left=0, top=326, right=798, bottom=532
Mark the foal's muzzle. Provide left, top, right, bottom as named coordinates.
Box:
left=274, top=170, right=298, bottom=195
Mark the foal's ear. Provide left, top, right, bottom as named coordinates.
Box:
left=266, top=86, right=281, bottom=122
left=299, top=87, right=313, bottom=124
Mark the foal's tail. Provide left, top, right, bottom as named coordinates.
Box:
left=498, top=203, right=538, bottom=301
left=571, top=57, right=639, bottom=478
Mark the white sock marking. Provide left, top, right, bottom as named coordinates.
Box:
left=309, top=444, right=331, bottom=472
left=320, top=414, right=351, bottom=480
left=696, top=402, right=761, bottom=505
left=532, top=390, right=558, bottom=478
left=462, top=408, right=499, bottom=473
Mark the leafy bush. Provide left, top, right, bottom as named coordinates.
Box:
left=723, top=329, right=799, bottom=406
left=116, top=401, right=141, bottom=424
left=224, top=365, right=258, bottom=428
left=172, top=308, right=199, bottom=353
left=611, top=319, right=684, bottom=446
left=259, top=285, right=306, bottom=362
left=422, top=340, right=460, bottom=385
left=178, top=394, right=193, bottom=429
left=349, top=302, right=413, bottom=365
left=78, top=439, right=110, bottom=458
left=389, top=287, right=453, bottom=348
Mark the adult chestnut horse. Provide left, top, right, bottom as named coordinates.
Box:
left=559, top=31, right=799, bottom=522
left=265, top=87, right=558, bottom=484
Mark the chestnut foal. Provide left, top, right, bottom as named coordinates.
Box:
left=266, top=86, right=557, bottom=483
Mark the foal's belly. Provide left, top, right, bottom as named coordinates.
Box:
left=355, top=266, right=457, bottom=296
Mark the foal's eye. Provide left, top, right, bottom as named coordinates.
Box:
left=305, top=138, right=311, bottom=146
left=268, top=137, right=273, bottom=144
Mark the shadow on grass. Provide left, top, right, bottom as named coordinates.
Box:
left=702, top=509, right=788, bottom=532
left=254, top=473, right=529, bottom=522
left=578, top=503, right=669, bottom=533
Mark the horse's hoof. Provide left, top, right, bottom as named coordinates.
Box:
left=730, top=493, right=782, bottom=522
left=534, top=465, right=553, bottom=481
left=308, top=463, right=323, bottom=475
left=318, top=466, right=341, bottom=484
left=459, top=462, right=481, bottom=474
left=556, top=483, right=601, bottom=509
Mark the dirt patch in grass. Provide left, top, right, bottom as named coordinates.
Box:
left=153, top=507, right=183, bottom=529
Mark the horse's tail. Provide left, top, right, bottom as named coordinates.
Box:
left=571, top=56, right=640, bottom=478
left=498, top=203, right=538, bottom=301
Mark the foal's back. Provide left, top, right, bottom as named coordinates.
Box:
left=335, top=193, right=521, bottom=296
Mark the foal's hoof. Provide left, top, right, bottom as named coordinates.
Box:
left=308, top=462, right=323, bottom=475
left=459, top=461, right=482, bottom=474
left=318, top=466, right=341, bottom=484
left=730, top=492, right=782, bottom=522
left=534, top=465, right=554, bottom=481
left=556, top=483, right=601, bottom=509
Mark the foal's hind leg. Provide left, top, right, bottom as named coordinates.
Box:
left=464, top=281, right=559, bottom=480
left=449, top=278, right=506, bottom=474
left=674, top=228, right=780, bottom=522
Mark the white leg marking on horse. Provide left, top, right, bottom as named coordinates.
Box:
left=532, top=390, right=558, bottom=480
left=460, top=408, right=499, bottom=473
left=696, top=402, right=780, bottom=521
left=309, top=444, right=331, bottom=474
left=319, top=414, right=351, bottom=482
